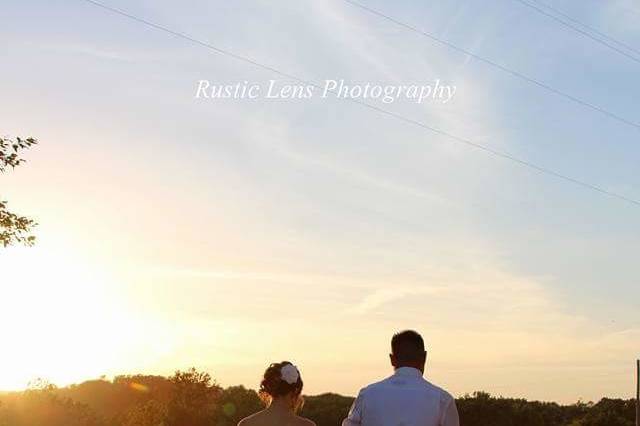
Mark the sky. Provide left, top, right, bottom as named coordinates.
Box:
left=1, top=0, right=639, bottom=404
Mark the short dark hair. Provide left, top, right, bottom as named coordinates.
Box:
left=391, top=330, right=425, bottom=363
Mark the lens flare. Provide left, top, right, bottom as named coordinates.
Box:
left=129, top=382, right=149, bottom=393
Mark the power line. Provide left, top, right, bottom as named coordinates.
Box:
left=77, top=0, right=640, bottom=208
left=341, top=0, right=640, bottom=132
left=512, top=0, right=640, bottom=65
left=524, top=0, right=640, bottom=59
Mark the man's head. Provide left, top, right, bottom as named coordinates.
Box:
left=389, top=330, right=427, bottom=372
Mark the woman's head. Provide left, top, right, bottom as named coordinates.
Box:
left=259, top=361, right=303, bottom=409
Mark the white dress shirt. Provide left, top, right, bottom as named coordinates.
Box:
left=342, top=367, right=460, bottom=426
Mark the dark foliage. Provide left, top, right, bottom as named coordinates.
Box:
left=214, top=386, right=262, bottom=426
left=456, top=391, right=590, bottom=426
left=0, top=371, right=636, bottom=426
left=302, top=393, right=354, bottom=426
left=577, top=398, right=635, bottom=426
left=165, top=368, right=221, bottom=426
left=0, top=382, right=102, bottom=426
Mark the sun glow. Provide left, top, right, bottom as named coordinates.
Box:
left=0, top=242, right=131, bottom=390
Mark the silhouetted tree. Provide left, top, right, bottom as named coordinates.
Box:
left=457, top=391, right=598, bottom=426
left=577, top=398, right=635, bottom=426
left=214, top=385, right=262, bottom=426
left=165, top=368, right=221, bottom=426
left=120, top=400, right=168, bottom=426
left=0, top=136, right=37, bottom=247
left=0, top=380, right=104, bottom=426
left=302, top=393, right=354, bottom=426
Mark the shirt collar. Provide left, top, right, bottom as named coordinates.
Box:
left=393, top=367, right=423, bottom=378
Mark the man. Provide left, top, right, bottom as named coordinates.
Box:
left=342, top=330, right=459, bottom=426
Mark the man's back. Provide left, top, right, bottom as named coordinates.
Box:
left=342, top=367, right=459, bottom=426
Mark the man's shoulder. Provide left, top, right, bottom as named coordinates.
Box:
left=356, top=375, right=416, bottom=398
left=424, top=380, right=454, bottom=398
left=357, top=377, right=390, bottom=395
left=360, top=377, right=454, bottom=399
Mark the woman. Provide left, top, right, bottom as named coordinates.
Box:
left=238, top=361, right=316, bottom=426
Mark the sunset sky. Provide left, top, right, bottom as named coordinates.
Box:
left=1, top=0, right=639, bottom=404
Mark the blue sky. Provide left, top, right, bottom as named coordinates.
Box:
left=1, top=0, right=639, bottom=402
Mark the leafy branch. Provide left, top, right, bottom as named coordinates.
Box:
left=1, top=136, right=38, bottom=247
left=0, top=136, right=37, bottom=172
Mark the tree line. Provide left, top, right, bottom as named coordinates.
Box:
left=0, top=368, right=635, bottom=426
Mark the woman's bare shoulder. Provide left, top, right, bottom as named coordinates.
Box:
left=294, top=416, right=316, bottom=426
left=237, top=411, right=314, bottom=426
left=237, top=410, right=266, bottom=426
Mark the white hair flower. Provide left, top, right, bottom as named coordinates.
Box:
left=280, top=364, right=300, bottom=385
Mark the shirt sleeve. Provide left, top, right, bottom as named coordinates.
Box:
left=342, top=390, right=365, bottom=426
left=441, top=397, right=460, bottom=426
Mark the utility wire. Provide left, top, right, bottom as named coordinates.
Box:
left=512, top=0, right=640, bottom=64
left=77, top=0, right=640, bottom=208
left=524, top=0, right=640, bottom=59
left=341, top=0, right=640, bottom=132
